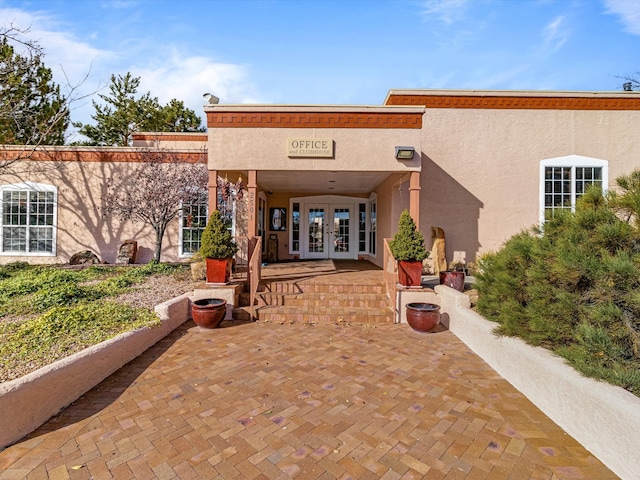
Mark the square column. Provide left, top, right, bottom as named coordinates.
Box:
left=247, top=170, right=257, bottom=238
left=409, top=171, right=421, bottom=229
left=208, top=170, right=217, bottom=215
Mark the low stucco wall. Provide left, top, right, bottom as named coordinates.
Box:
left=436, top=285, right=640, bottom=480
left=395, top=287, right=438, bottom=324
left=0, top=293, right=193, bottom=449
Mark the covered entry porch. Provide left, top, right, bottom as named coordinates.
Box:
left=209, top=169, right=422, bottom=266
left=205, top=103, right=425, bottom=266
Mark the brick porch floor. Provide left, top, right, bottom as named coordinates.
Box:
left=0, top=261, right=619, bottom=479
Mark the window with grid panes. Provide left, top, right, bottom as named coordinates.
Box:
left=180, top=197, right=208, bottom=256
left=1, top=183, right=56, bottom=254
left=540, top=156, right=608, bottom=224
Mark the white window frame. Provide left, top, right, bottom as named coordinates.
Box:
left=179, top=197, right=208, bottom=258
left=358, top=201, right=367, bottom=254
left=368, top=193, right=377, bottom=257
left=0, top=182, right=57, bottom=256
left=539, top=155, right=608, bottom=225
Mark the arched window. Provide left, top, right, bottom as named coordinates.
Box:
left=0, top=182, right=57, bottom=255
left=539, top=155, right=608, bottom=224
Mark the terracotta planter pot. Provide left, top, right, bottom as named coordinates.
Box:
left=192, top=298, right=227, bottom=329
left=439, top=271, right=465, bottom=292
left=406, top=302, right=440, bottom=332
left=397, top=260, right=423, bottom=287
left=206, top=257, right=231, bottom=284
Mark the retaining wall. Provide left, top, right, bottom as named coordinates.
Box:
left=436, top=285, right=640, bottom=480
left=0, top=293, right=192, bottom=449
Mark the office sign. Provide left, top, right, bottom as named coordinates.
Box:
left=287, top=138, right=334, bottom=158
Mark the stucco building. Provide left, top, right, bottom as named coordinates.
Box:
left=1, top=89, right=639, bottom=267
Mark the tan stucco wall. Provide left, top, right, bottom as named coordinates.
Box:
left=420, top=107, right=640, bottom=263
left=372, top=173, right=407, bottom=267
left=208, top=127, right=421, bottom=172
left=0, top=161, right=187, bottom=265
left=205, top=105, right=423, bottom=173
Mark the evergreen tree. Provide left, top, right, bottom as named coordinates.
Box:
left=75, top=72, right=204, bottom=146
left=389, top=209, right=428, bottom=261
left=0, top=31, right=69, bottom=146
left=199, top=210, right=239, bottom=259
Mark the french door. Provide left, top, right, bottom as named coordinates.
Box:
left=304, top=204, right=354, bottom=259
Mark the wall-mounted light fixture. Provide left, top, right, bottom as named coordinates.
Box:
left=395, top=146, right=415, bottom=160
left=203, top=93, right=220, bottom=105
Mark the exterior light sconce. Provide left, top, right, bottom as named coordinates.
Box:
left=203, top=93, right=220, bottom=104
left=395, top=146, right=415, bottom=160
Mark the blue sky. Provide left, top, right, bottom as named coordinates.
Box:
left=2, top=0, right=640, bottom=135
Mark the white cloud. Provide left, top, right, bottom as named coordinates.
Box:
left=604, top=0, right=640, bottom=35
left=132, top=51, right=262, bottom=125
left=1, top=6, right=262, bottom=129
left=421, top=0, right=468, bottom=25
left=543, top=15, right=569, bottom=51
left=1, top=8, right=112, bottom=121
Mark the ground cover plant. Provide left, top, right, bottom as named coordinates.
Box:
left=476, top=174, right=640, bottom=396
left=0, top=261, right=192, bottom=382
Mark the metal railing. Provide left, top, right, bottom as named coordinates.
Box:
left=383, top=238, right=398, bottom=322
left=231, top=236, right=249, bottom=278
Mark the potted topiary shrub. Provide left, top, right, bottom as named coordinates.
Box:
left=198, top=210, right=239, bottom=284
left=389, top=209, right=429, bottom=287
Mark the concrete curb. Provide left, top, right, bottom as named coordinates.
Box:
left=0, top=293, right=193, bottom=449
left=435, top=284, right=640, bottom=480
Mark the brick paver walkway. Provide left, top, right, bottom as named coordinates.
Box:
left=0, top=319, right=617, bottom=479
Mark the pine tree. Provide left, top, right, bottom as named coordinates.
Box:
left=75, top=72, right=204, bottom=146
left=0, top=33, right=69, bottom=146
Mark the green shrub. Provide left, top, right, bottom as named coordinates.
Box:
left=198, top=210, right=239, bottom=259
left=389, top=209, right=429, bottom=262
left=477, top=177, right=640, bottom=395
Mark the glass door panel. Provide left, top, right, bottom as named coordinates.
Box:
left=306, top=207, right=327, bottom=259
left=331, top=206, right=352, bottom=258
left=302, top=202, right=356, bottom=260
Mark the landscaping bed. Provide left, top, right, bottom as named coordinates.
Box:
left=0, top=262, right=203, bottom=383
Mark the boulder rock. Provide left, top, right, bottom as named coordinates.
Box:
left=69, top=250, right=101, bottom=266
left=431, top=227, right=447, bottom=274
left=116, top=240, right=137, bottom=265
left=190, top=261, right=206, bottom=281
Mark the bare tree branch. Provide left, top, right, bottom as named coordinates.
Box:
left=103, top=149, right=208, bottom=262
left=0, top=24, right=93, bottom=177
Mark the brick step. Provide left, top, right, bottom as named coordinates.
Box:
left=295, top=283, right=386, bottom=294
left=261, top=282, right=385, bottom=294
left=261, top=291, right=390, bottom=308
left=257, top=305, right=394, bottom=324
